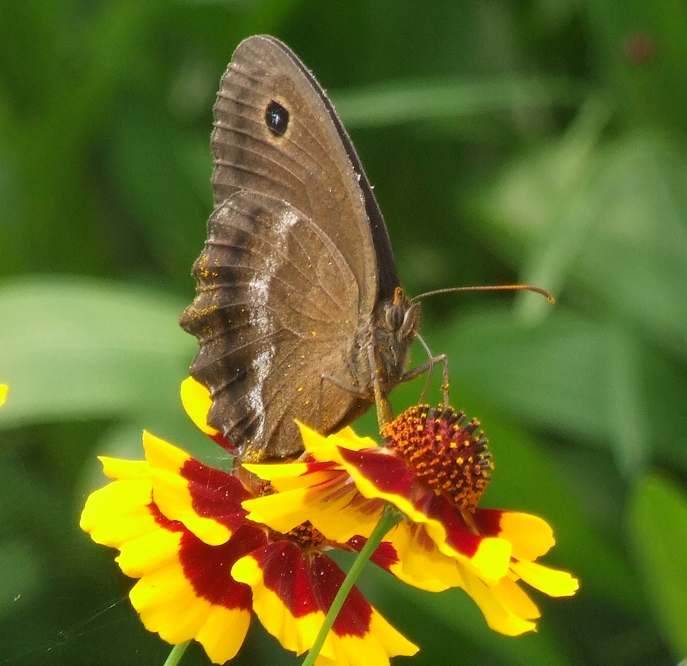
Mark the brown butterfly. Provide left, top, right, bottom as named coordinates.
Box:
left=180, top=36, right=551, bottom=462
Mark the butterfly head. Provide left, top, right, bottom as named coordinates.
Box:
left=385, top=286, right=420, bottom=340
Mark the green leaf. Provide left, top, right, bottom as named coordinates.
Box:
left=333, top=77, right=590, bottom=128
left=108, top=103, right=210, bottom=279
left=581, top=0, right=687, bottom=132
left=0, top=276, right=195, bottom=429
left=627, top=474, right=687, bottom=658
left=480, top=130, right=687, bottom=363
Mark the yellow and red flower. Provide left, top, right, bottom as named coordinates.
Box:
left=79, top=379, right=417, bottom=665
left=243, top=405, right=579, bottom=636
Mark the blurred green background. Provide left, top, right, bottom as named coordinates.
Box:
left=2, top=1, right=687, bottom=665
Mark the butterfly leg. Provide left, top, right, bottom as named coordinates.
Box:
left=399, top=354, right=450, bottom=409
left=320, top=374, right=368, bottom=397
left=366, top=343, right=395, bottom=430
left=318, top=373, right=368, bottom=433
left=321, top=366, right=392, bottom=432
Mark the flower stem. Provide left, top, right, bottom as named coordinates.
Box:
left=301, top=505, right=402, bottom=666
left=162, top=641, right=190, bottom=666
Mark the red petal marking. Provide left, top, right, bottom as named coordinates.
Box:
left=474, top=508, right=506, bottom=537
left=149, top=502, right=185, bottom=533
left=348, top=536, right=400, bottom=574
left=421, top=493, right=482, bottom=558
left=339, top=446, right=489, bottom=560
left=253, top=543, right=374, bottom=637
left=210, top=432, right=236, bottom=453
left=305, top=460, right=341, bottom=474
left=337, top=448, right=415, bottom=496
left=180, top=458, right=250, bottom=531
left=253, top=542, right=320, bottom=618
left=309, top=554, right=371, bottom=638
left=179, top=523, right=266, bottom=609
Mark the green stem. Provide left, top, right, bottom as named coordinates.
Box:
left=301, top=506, right=402, bottom=666
left=162, top=641, right=190, bottom=666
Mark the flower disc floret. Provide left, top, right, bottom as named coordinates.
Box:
left=383, top=405, right=493, bottom=510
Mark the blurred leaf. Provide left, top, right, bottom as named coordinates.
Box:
left=481, top=129, right=687, bottom=363
left=438, top=310, right=611, bottom=443
left=333, top=76, right=590, bottom=128
left=0, top=276, right=194, bottom=428
left=0, top=1, right=164, bottom=276
left=437, top=305, right=687, bottom=477
left=108, top=101, right=210, bottom=280
left=628, top=474, right=687, bottom=658
left=581, top=0, right=687, bottom=132
left=0, top=541, right=43, bottom=622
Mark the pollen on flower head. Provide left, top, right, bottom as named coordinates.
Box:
left=280, top=521, right=328, bottom=550
left=382, top=405, right=493, bottom=511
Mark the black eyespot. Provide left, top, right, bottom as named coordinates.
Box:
left=265, top=100, right=289, bottom=137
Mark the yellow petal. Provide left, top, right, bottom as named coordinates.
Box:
left=232, top=552, right=416, bottom=666
left=0, top=384, right=8, bottom=407
left=80, top=477, right=157, bottom=548
left=367, top=611, right=419, bottom=660
left=459, top=573, right=538, bottom=636
left=144, top=431, right=231, bottom=546
left=497, top=512, right=555, bottom=560
left=195, top=605, right=251, bottom=664
left=116, top=525, right=183, bottom=578
left=129, top=540, right=250, bottom=663
left=422, top=516, right=512, bottom=582
left=242, top=487, right=317, bottom=534
left=386, top=523, right=462, bottom=592
left=244, top=470, right=383, bottom=544
left=465, top=537, right=512, bottom=582
left=297, top=422, right=378, bottom=459
left=510, top=560, right=579, bottom=597
left=180, top=376, right=220, bottom=437
left=242, top=460, right=311, bottom=482
left=314, top=612, right=418, bottom=666
left=99, top=457, right=151, bottom=481
left=121, top=523, right=252, bottom=664
left=492, top=576, right=540, bottom=621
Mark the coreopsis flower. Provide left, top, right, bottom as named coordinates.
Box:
left=243, top=405, right=579, bottom=636
left=79, top=379, right=417, bottom=666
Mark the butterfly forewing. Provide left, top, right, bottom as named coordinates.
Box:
left=211, top=36, right=382, bottom=310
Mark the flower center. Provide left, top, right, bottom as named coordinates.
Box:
left=255, top=481, right=329, bottom=549
left=382, top=405, right=493, bottom=510
left=282, top=521, right=328, bottom=549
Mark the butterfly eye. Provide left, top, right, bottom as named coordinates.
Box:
left=265, top=100, right=290, bottom=136
left=385, top=302, right=405, bottom=331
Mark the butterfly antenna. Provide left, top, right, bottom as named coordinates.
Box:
left=414, top=330, right=435, bottom=404
left=411, top=284, right=555, bottom=304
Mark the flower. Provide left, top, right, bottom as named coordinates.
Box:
left=243, top=405, right=579, bottom=636
left=79, top=379, right=417, bottom=665
left=0, top=384, right=8, bottom=407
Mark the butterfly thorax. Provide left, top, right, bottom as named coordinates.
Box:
left=350, top=287, right=419, bottom=397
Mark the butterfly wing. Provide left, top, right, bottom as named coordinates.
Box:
left=181, top=36, right=400, bottom=460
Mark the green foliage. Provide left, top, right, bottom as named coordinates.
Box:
left=629, top=475, right=687, bottom=659
left=1, top=1, right=686, bottom=664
